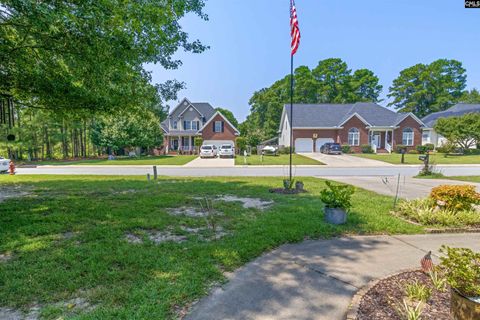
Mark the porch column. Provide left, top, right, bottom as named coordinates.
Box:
left=178, top=136, right=182, bottom=151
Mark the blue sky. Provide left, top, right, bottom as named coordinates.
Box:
left=146, top=0, right=480, bottom=121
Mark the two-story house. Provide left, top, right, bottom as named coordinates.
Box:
left=161, top=98, right=240, bottom=153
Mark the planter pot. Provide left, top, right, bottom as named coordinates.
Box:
left=295, top=181, right=304, bottom=191
left=451, top=288, right=480, bottom=320
left=324, top=207, right=347, bottom=225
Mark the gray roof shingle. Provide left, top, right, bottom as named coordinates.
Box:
left=161, top=100, right=216, bottom=134
left=284, top=102, right=415, bottom=128
left=421, top=103, right=480, bottom=127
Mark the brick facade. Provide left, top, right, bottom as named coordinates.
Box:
left=394, top=115, right=422, bottom=151
left=291, top=114, right=423, bottom=153
left=201, top=114, right=238, bottom=143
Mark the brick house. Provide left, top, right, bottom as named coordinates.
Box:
left=278, top=102, right=425, bottom=153
left=161, top=98, right=240, bottom=153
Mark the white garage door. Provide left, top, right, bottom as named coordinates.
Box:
left=203, top=140, right=234, bottom=149
left=315, top=138, right=334, bottom=152
left=295, top=138, right=313, bottom=153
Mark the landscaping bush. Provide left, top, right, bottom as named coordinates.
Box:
left=408, top=149, right=419, bottom=154
left=396, top=144, right=407, bottom=153
left=396, top=198, right=480, bottom=227
left=416, top=145, right=429, bottom=154
left=235, top=137, right=247, bottom=152
left=361, top=144, right=373, bottom=154
left=463, top=148, right=480, bottom=155
left=278, top=146, right=291, bottom=154
left=430, top=185, right=480, bottom=211
left=424, top=143, right=435, bottom=152
left=319, top=181, right=355, bottom=211
left=440, top=246, right=480, bottom=297
left=436, top=142, right=455, bottom=154
left=341, top=145, right=351, bottom=153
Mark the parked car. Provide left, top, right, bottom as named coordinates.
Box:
left=262, top=145, right=278, bottom=155
left=200, top=145, right=218, bottom=158
left=320, top=143, right=342, bottom=155
left=218, top=144, right=235, bottom=158
left=0, top=157, right=10, bottom=173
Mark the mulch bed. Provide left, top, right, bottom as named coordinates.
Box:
left=357, top=270, right=450, bottom=320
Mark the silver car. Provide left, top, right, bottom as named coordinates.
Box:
left=218, top=144, right=235, bottom=158
left=0, top=157, right=11, bottom=173
left=200, top=145, right=218, bottom=158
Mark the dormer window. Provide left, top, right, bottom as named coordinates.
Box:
left=173, top=121, right=177, bottom=129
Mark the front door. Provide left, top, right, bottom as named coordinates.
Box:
left=372, top=134, right=381, bottom=148
left=172, top=139, right=179, bottom=151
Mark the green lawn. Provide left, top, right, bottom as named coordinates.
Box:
left=352, top=153, right=480, bottom=165
left=0, top=175, right=420, bottom=319
left=235, top=154, right=324, bottom=165
left=416, top=175, right=480, bottom=183
left=20, top=155, right=197, bottom=166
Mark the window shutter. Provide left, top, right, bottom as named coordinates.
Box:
left=183, top=121, right=186, bottom=130
left=221, top=121, right=224, bottom=132
left=212, top=122, right=215, bottom=132
left=196, top=121, right=200, bottom=130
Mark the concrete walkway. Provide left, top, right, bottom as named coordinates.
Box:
left=300, top=153, right=393, bottom=167
left=183, top=157, right=235, bottom=167
left=323, top=176, right=480, bottom=199
left=186, top=234, right=480, bottom=320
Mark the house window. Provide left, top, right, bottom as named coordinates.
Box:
left=422, top=131, right=431, bottom=143
left=402, top=128, right=414, bottom=146
left=173, top=121, right=177, bottom=129
left=184, top=121, right=191, bottom=130
left=214, top=121, right=223, bottom=133
left=192, top=121, right=198, bottom=130
left=348, top=128, right=360, bottom=146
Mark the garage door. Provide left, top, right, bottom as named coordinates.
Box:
left=295, top=138, right=313, bottom=153
left=315, top=138, right=334, bottom=152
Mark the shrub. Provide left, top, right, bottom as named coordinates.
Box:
left=405, top=280, right=432, bottom=302
left=424, top=143, right=435, bottom=152
left=440, top=246, right=480, bottom=297
left=361, top=144, right=373, bottom=153
left=416, top=145, right=428, bottom=154
left=408, top=149, right=419, bottom=154
left=319, top=181, right=355, bottom=211
left=278, top=146, right=291, bottom=154
left=463, top=148, right=480, bottom=155
left=341, top=145, right=351, bottom=154
left=436, top=142, right=455, bottom=154
left=235, top=137, right=247, bottom=152
left=396, top=144, right=407, bottom=153
left=430, top=185, right=480, bottom=211
left=396, top=198, right=480, bottom=227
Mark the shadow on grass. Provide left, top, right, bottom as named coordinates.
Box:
left=0, top=176, right=421, bottom=319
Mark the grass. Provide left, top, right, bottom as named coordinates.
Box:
left=235, top=154, right=324, bottom=165
left=0, top=175, right=421, bottom=319
left=20, top=155, right=197, bottom=166
left=415, top=175, right=480, bottom=183
left=352, top=153, right=480, bottom=165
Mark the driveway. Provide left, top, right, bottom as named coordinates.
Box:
left=186, top=233, right=480, bottom=320
left=183, top=156, right=235, bottom=168
left=299, top=152, right=393, bottom=167
left=322, top=176, right=480, bottom=199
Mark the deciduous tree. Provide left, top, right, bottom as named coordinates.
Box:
left=434, top=113, right=480, bottom=150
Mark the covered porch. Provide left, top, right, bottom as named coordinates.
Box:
left=368, top=128, right=395, bottom=153
left=166, top=135, right=198, bottom=153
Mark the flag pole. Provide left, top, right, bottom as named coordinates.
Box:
left=289, top=54, right=293, bottom=183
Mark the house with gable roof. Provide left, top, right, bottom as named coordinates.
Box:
left=161, top=98, right=240, bottom=153
left=278, top=102, right=425, bottom=153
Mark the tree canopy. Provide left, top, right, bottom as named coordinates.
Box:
left=387, top=59, right=467, bottom=117
left=215, top=107, right=239, bottom=128
left=459, top=89, right=480, bottom=104
left=241, top=58, right=383, bottom=142
left=1, top=0, right=208, bottom=111
left=434, top=113, right=480, bottom=150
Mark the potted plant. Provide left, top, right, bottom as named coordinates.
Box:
left=319, top=181, right=354, bottom=225
left=439, top=246, right=480, bottom=320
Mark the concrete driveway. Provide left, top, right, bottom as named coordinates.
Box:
left=186, top=234, right=480, bottom=320
left=300, top=152, right=393, bottom=167
left=323, top=176, right=480, bottom=199
left=183, top=156, right=235, bottom=167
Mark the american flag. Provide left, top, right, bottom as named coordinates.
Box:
left=290, top=0, right=301, bottom=56
left=421, top=251, right=434, bottom=273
